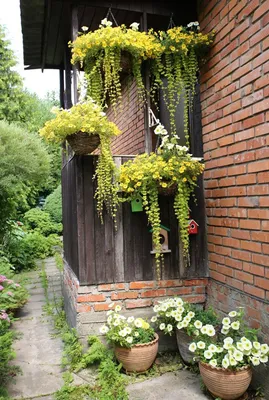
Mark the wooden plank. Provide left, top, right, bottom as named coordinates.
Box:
left=114, top=157, right=125, bottom=282
left=64, top=45, right=72, bottom=109
left=71, top=5, right=79, bottom=104
left=83, top=156, right=96, bottom=284
left=59, top=68, right=64, bottom=108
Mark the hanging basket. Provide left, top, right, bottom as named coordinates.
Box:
left=120, top=51, right=132, bottom=73
left=158, top=182, right=177, bottom=196
left=66, top=131, right=100, bottom=155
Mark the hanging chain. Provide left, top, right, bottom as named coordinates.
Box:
left=167, top=13, right=175, bottom=29
left=105, top=6, right=119, bottom=27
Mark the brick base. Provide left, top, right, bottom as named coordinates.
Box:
left=63, top=260, right=208, bottom=349
left=207, top=279, right=269, bottom=397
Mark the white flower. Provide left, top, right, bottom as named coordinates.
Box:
left=175, top=314, right=182, bottom=322
left=130, top=22, right=140, bottom=31
left=166, top=312, right=172, bottom=317
left=189, top=342, right=197, bottom=352
left=209, top=359, right=217, bottom=367
left=151, top=316, right=157, bottom=323
left=99, top=325, right=109, bottom=334
left=134, top=331, right=139, bottom=337
left=206, top=325, right=216, bottom=337
left=100, top=18, right=113, bottom=27
left=231, top=321, right=240, bottom=330
left=222, top=358, right=230, bottom=369
left=153, top=305, right=160, bottom=313
left=154, top=124, right=165, bottom=135
left=126, top=336, right=133, bottom=344
left=197, top=341, right=206, bottom=349
left=119, top=330, right=127, bottom=337
left=223, top=337, right=234, bottom=350
left=216, top=347, right=224, bottom=353
left=194, top=320, right=202, bottom=329
left=194, top=330, right=199, bottom=336
left=251, top=357, right=260, bottom=366
left=228, top=311, right=237, bottom=318
left=234, top=350, right=243, bottom=362
left=253, top=342, right=261, bottom=350
left=177, top=322, right=183, bottom=330
left=127, top=316, right=135, bottom=324
left=261, top=344, right=269, bottom=354
left=229, top=356, right=237, bottom=366
left=242, top=340, right=252, bottom=351
left=260, top=355, right=268, bottom=363
left=236, top=342, right=244, bottom=352
left=193, top=21, right=199, bottom=26
left=201, top=326, right=208, bottom=335
left=167, top=324, right=173, bottom=332
left=224, top=337, right=234, bottom=345
left=81, top=26, right=89, bottom=32
left=159, top=323, right=166, bottom=330
left=188, top=311, right=195, bottom=319
left=187, top=22, right=194, bottom=28
left=113, top=320, right=120, bottom=326
left=182, top=320, right=189, bottom=328
left=221, top=327, right=230, bottom=335
left=208, top=344, right=218, bottom=353
left=134, top=319, right=142, bottom=328
left=176, top=298, right=184, bottom=306
left=126, top=327, right=132, bottom=334
left=204, top=350, right=213, bottom=359
left=222, top=317, right=231, bottom=326
left=115, top=305, right=121, bottom=312
left=166, top=143, right=174, bottom=150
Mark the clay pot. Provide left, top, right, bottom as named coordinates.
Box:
left=176, top=329, right=195, bottom=364
left=66, top=131, right=100, bottom=155
left=115, top=333, right=159, bottom=373
left=199, top=362, right=252, bottom=400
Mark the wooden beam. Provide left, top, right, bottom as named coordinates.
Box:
left=41, top=0, right=52, bottom=72
left=64, top=46, right=72, bottom=109
left=59, top=67, right=65, bottom=108
left=71, top=5, right=79, bottom=104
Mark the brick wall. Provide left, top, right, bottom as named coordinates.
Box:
left=63, top=261, right=207, bottom=347
left=198, top=0, right=269, bottom=337
left=107, top=77, right=145, bottom=155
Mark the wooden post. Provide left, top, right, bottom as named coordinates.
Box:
left=64, top=46, right=72, bottom=109
left=141, top=11, right=152, bottom=154
left=71, top=6, right=79, bottom=104
left=59, top=67, right=65, bottom=108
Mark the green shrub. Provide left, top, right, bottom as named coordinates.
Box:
left=44, top=185, right=62, bottom=223
left=0, top=330, right=21, bottom=387
left=0, top=253, right=14, bottom=278
left=0, top=276, right=28, bottom=313
left=23, top=208, right=62, bottom=235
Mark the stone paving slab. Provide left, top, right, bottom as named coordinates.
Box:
left=127, top=370, right=207, bottom=400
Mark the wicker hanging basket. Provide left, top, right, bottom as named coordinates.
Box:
left=199, top=362, right=252, bottom=400
left=66, top=131, right=100, bottom=155
left=115, top=333, right=159, bottom=373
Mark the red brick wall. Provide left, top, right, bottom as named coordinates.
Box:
left=198, top=0, right=269, bottom=332
left=107, top=77, right=145, bottom=155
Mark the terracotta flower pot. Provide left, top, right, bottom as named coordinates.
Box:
left=114, top=333, right=159, bottom=373
left=66, top=131, right=100, bottom=155
left=199, top=362, right=252, bottom=400
left=176, top=329, right=195, bottom=364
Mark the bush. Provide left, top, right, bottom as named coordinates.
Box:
left=23, top=208, right=62, bottom=235
left=0, top=330, right=20, bottom=387
left=0, top=276, right=28, bottom=313
left=0, top=253, right=14, bottom=278
left=44, top=185, right=62, bottom=223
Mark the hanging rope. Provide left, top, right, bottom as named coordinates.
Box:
left=105, top=6, right=119, bottom=26
left=167, top=13, right=175, bottom=29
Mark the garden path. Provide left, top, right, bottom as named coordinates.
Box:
left=7, top=257, right=207, bottom=399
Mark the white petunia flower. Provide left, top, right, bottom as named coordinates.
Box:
left=204, top=350, right=213, bottom=359
left=261, top=344, right=269, bottom=354
left=130, top=22, right=140, bottom=31
left=167, top=324, right=173, bottom=332
left=229, top=356, right=237, bottom=366
left=115, top=305, right=121, bottom=312
left=222, top=358, right=230, bottom=369
left=209, top=359, right=217, bottom=367
left=159, top=323, right=166, bottom=330
left=151, top=316, right=157, bottom=323
left=242, top=340, right=252, bottom=351
left=222, top=317, right=231, bottom=326
left=201, top=326, right=208, bottom=335
left=208, top=344, right=218, bottom=353
left=231, top=321, right=240, bottom=330
left=224, top=337, right=234, bottom=345
left=127, top=316, right=135, bottom=324
left=234, top=350, right=243, bottom=362
left=126, top=327, right=132, bottom=334
left=126, top=336, right=133, bottom=344
left=182, top=320, right=189, bottom=328
left=99, top=325, right=109, bottom=334
left=134, top=331, right=139, bottom=337
left=107, top=310, right=113, bottom=316
left=188, top=311, right=195, bottom=319
left=100, top=18, right=113, bottom=27
left=81, top=26, right=89, bottom=32
left=153, top=305, right=160, bottom=313
left=189, top=342, right=197, bottom=352
left=206, top=325, right=216, bottom=337
left=175, top=314, right=182, bottom=322
left=221, top=327, right=230, bottom=335
left=251, top=357, right=260, bottom=366
left=253, top=342, right=261, bottom=350
left=134, top=319, right=142, bottom=328
left=197, top=341, right=206, bottom=349
left=228, top=311, right=237, bottom=318
left=194, top=320, right=203, bottom=329
left=154, top=124, right=165, bottom=135
left=194, top=330, right=200, bottom=336
left=236, top=342, right=244, bottom=352
left=260, top=355, right=268, bottom=363
left=177, top=322, right=183, bottom=330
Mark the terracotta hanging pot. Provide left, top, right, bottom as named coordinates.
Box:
left=176, top=329, right=195, bottom=364
left=114, top=333, right=159, bottom=373
left=199, top=362, right=252, bottom=400
left=66, top=131, right=100, bottom=155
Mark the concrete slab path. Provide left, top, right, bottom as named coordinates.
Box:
left=8, top=258, right=64, bottom=400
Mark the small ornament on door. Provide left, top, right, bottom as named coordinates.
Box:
left=188, top=219, right=199, bottom=234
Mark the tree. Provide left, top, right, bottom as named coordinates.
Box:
left=0, top=120, right=51, bottom=237
left=0, top=26, right=25, bottom=122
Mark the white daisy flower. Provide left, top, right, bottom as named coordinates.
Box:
left=188, top=342, right=197, bottom=352
left=228, top=311, right=237, bottom=318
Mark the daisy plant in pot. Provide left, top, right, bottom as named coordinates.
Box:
left=39, top=99, right=121, bottom=223
left=118, top=122, right=204, bottom=278
left=100, top=304, right=158, bottom=373
left=188, top=308, right=269, bottom=400
left=151, top=297, right=219, bottom=364
left=70, top=18, right=163, bottom=109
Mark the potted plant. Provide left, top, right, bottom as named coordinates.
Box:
left=70, top=19, right=163, bottom=109
left=39, top=100, right=121, bottom=222
left=188, top=309, right=269, bottom=399
left=151, top=297, right=219, bottom=364
left=99, top=305, right=158, bottom=372
left=118, top=123, right=204, bottom=278
left=150, top=22, right=215, bottom=142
